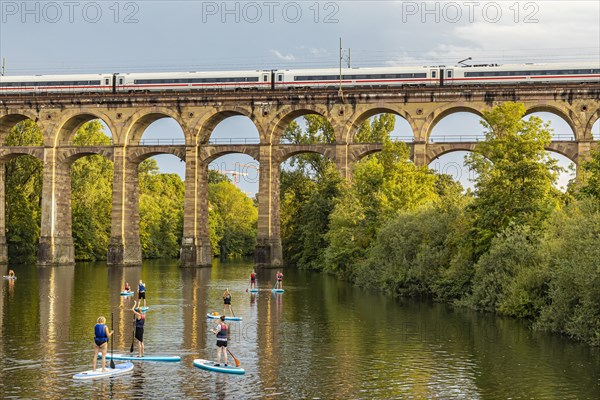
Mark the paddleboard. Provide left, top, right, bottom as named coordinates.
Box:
left=120, top=291, right=134, bottom=296
left=3, top=276, right=16, bottom=280
left=193, top=358, right=245, bottom=375
left=140, top=306, right=149, bottom=312
left=98, top=353, right=180, bottom=362
left=272, top=289, right=285, bottom=293
left=206, top=313, right=242, bottom=321
left=73, top=361, right=134, bottom=380
left=249, top=289, right=258, bottom=293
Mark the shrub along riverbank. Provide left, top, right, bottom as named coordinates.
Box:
left=280, top=103, right=600, bottom=346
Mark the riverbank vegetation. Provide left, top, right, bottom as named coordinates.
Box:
left=280, top=103, right=599, bottom=346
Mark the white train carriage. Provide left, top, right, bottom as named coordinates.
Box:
left=115, top=70, right=270, bottom=92
left=0, top=74, right=114, bottom=94
left=446, top=62, right=600, bottom=85
left=274, top=66, right=438, bottom=89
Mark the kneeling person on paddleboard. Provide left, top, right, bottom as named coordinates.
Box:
left=93, top=316, right=114, bottom=372
left=132, top=301, right=145, bottom=357
left=210, top=315, right=228, bottom=366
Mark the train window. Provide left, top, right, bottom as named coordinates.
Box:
left=447, top=70, right=453, bottom=78
left=431, top=71, right=437, bottom=78
left=119, top=78, right=124, bottom=85
left=263, top=75, right=268, bottom=82
left=105, top=78, right=109, bottom=85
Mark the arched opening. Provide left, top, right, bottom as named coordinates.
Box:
left=429, top=111, right=486, bottom=143
left=280, top=112, right=334, bottom=145
left=138, top=118, right=187, bottom=179
left=69, top=121, right=114, bottom=261
left=208, top=115, right=260, bottom=145
left=354, top=114, right=413, bottom=143
left=592, top=118, right=600, bottom=140
left=547, top=151, right=576, bottom=192
left=525, top=112, right=575, bottom=141
left=279, top=151, right=336, bottom=269
left=207, top=154, right=258, bottom=259
left=2, top=119, right=45, bottom=264
left=428, top=151, right=477, bottom=192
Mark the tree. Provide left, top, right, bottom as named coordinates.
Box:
left=465, top=102, right=562, bottom=254
left=70, top=121, right=113, bottom=261
left=4, top=120, right=44, bottom=263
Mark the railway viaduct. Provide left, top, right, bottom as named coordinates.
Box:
left=0, top=83, right=598, bottom=267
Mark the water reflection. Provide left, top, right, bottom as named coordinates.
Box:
left=0, top=260, right=598, bottom=399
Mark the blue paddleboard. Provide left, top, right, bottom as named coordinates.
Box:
left=272, top=289, right=285, bottom=293
left=249, top=288, right=258, bottom=293
left=73, top=361, right=134, bottom=380
left=120, top=291, right=134, bottom=296
left=206, top=313, right=242, bottom=321
left=139, top=306, right=149, bottom=312
left=98, top=353, right=180, bottom=362
left=193, top=358, right=245, bottom=375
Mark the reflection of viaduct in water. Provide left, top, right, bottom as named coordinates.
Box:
left=0, top=85, right=598, bottom=267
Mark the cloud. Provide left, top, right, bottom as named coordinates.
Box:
left=270, top=50, right=296, bottom=61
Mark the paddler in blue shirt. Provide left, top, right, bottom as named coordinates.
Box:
left=138, top=280, right=147, bottom=307
left=93, top=316, right=113, bottom=372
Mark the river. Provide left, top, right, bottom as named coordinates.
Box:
left=1, top=259, right=598, bottom=399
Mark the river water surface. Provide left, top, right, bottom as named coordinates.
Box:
left=1, top=260, right=598, bottom=399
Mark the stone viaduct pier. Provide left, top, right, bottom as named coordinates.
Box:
left=0, top=83, right=598, bottom=267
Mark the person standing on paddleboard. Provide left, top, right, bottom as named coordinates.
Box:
left=276, top=271, right=283, bottom=289
left=132, top=301, right=145, bottom=357
left=210, top=315, right=229, bottom=366
left=223, top=288, right=232, bottom=316
left=138, top=280, right=147, bottom=307
left=93, top=316, right=114, bottom=372
left=250, top=271, right=256, bottom=289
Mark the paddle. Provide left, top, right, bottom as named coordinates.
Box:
left=227, top=349, right=241, bottom=367
left=129, top=316, right=135, bottom=353
left=230, top=305, right=236, bottom=318
left=110, top=313, right=115, bottom=369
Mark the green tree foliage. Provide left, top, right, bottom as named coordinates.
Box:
left=324, top=138, right=439, bottom=277
left=465, top=102, right=562, bottom=254
left=139, top=159, right=184, bottom=259
left=70, top=121, right=113, bottom=261
left=209, top=180, right=257, bottom=258
left=5, top=120, right=44, bottom=263
left=536, top=199, right=600, bottom=345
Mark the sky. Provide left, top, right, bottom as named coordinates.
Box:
left=1, top=0, right=599, bottom=194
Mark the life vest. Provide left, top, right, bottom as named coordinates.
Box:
left=250, top=273, right=256, bottom=280
left=139, top=283, right=145, bottom=292
left=136, top=314, right=145, bottom=328
left=94, top=324, right=108, bottom=344
left=216, top=323, right=227, bottom=340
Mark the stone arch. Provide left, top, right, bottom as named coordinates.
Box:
left=57, top=148, right=115, bottom=165
left=0, top=148, right=44, bottom=163
left=53, top=110, right=117, bottom=147
left=524, top=104, right=578, bottom=139
left=544, top=143, right=578, bottom=163
left=192, top=107, right=259, bottom=145
left=122, top=108, right=188, bottom=146
left=344, top=106, right=417, bottom=144
left=0, top=112, right=44, bottom=146
left=127, top=147, right=186, bottom=165
left=586, top=111, right=600, bottom=140
left=201, top=146, right=260, bottom=165
left=423, top=105, right=486, bottom=142
left=276, top=147, right=334, bottom=165
left=266, top=105, right=333, bottom=145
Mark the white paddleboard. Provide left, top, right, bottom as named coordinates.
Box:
left=249, top=289, right=258, bottom=293
left=120, top=291, right=134, bottom=296
left=206, top=313, right=242, bottom=321
left=98, top=353, right=180, bottom=362
left=272, top=289, right=285, bottom=293
left=73, top=361, right=134, bottom=380
left=193, top=358, right=245, bottom=375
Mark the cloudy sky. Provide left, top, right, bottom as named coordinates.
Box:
left=1, top=0, right=599, bottom=193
